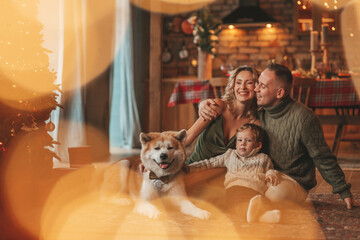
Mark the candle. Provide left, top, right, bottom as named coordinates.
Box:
left=321, top=24, right=329, bottom=44
left=310, top=31, right=318, bottom=51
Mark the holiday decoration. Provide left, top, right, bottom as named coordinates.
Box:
left=188, top=7, right=221, bottom=56
left=0, top=1, right=60, bottom=170
left=188, top=7, right=221, bottom=80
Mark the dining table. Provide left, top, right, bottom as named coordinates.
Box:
left=168, top=77, right=359, bottom=109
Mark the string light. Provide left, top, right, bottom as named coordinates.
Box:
left=331, top=27, right=336, bottom=31
left=297, top=1, right=301, bottom=5
left=350, top=33, right=354, bottom=37
left=228, top=25, right=234, bottom=29
left=266, top=24, right=272, bottom=28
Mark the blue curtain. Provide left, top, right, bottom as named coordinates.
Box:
left=110, top=0, right=141, bottom=149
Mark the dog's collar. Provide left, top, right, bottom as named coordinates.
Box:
left=139, top=163, right=186, bottom=190
left=149, top=171, right=170, bottom=183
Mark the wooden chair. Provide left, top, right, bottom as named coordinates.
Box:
left=332, top=106, right=360, bottom=155
left=209, top=77, right=228, bottom=98
left=290, top=77, right=316, bottom=106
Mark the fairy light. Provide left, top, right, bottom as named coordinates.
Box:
left=297, top=0, right=301, bottom=5
left=331, top=27, right=336, bottom=31
left=266, top=24, right=272, bottom=28
left=302, top=5, right=307, bottom=9
left=350, top=33, right=354, bottom=37
left=228, top=25, right=234, bottom=29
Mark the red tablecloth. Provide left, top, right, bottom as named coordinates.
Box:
left=167, top=80, right=215, bottom=107
left=307, top=78, right=359, bottom=108
left=168, top=78, right=360, bottom=108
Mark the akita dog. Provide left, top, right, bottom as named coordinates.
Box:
left=98, top=130, right=210, bottom=219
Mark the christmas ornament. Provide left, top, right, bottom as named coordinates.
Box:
left=45, top=121, right=55, bottom=132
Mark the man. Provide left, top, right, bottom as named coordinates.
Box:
left=199, top=63, right=358, bottom=209
left=254, top=63, right=357, bottom=209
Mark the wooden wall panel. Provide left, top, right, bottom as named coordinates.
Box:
left=161, top=81, right=196, bottom=131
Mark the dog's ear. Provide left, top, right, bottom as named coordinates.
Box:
left=174, top=129, right=187, bottom=144
left=140, top=132, right=152, bottom=144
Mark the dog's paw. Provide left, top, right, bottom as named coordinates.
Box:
left=192, top=209, right=211, bottom=220
left=134, top=202, right=161, bottom=219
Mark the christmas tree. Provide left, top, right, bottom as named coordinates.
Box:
left=0, top=0, right=59, bottom=171
left=0, top=1, right=61, bottom=238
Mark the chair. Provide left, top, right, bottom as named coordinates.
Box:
left=332, top=106, right=360, bottom=155
left=290, top=77, right=316, bottom=106
left=209, top=77, right=228, bottom=99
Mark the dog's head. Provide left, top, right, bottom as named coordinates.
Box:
left=139, top=130, right=187, bottom=177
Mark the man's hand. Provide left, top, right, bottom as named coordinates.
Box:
left=198, top=99, right=224, bottom=121
left=344, top=196, right=360, bottom=209
left=266, top=174, right=279, bottom=186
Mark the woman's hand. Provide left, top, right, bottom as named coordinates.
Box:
left=198, top=99, right=225, bottom=121
left=266, top=174, right=279, bottom=186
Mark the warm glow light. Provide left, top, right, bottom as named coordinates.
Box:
left=302, top=5, right=307, bottom=9
left=307, top=1, right=348, bottom=10
left=40, top=165, right=240, bottom=240
left=297, top=1, right=302, bottom=5
left=341, top=0, right=360, bottom=96
left=228, top=24, right=235, bottom=29
left=266, top=24, right=272, bottom=28
left=130, top=0, right=215, bottom=14
left=0, top=0, right=119, bottom=110
left=332, top=26, right=336, bottom=31
left=191, top=58, right=198, bottom=67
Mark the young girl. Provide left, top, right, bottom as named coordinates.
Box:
left=189, top=123, right=281, bottom=223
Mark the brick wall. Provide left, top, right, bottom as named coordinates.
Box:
left=162, top=0, right=346, bottom=77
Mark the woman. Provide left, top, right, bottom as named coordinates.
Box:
left=185, top=65, right=260, bottom=164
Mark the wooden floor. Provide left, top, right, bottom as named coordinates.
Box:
left=311, top=168, right=360, bottom=194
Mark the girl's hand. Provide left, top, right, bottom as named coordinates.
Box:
left=266, top=175, right=279, bottom=186
left=198, top=99, right=224, bottom=121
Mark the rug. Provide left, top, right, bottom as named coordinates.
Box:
left=8, top=167, right=358, bottom=240
left=307, top=193, right=360, bottom=240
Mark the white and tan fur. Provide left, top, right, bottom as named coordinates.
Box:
left=98, top=130, right=210, bottom=219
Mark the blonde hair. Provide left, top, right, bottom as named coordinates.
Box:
left=221, top=65, right=259, bottom=116
left=237, top=123, right=264, bottom=143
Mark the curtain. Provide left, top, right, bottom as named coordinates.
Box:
left=54, top=0, right=88, bottom=162
left=110, top=0, right=142, bottom=149
left=50, top=0, right=115, bottom=163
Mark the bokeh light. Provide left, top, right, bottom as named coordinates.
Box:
left=130, top=0, right=215, bottom=14
left=0, top=0, right=125, bottom=109
left=40, top=165, right=239, bottom=240
left=310, top=0, right=350, bottom=9
left=1, top=121, right=109, bottom=238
